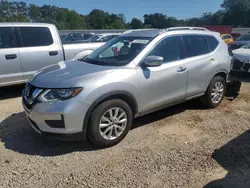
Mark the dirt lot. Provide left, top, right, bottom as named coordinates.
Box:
left=0, top=75, right=250, bottom=188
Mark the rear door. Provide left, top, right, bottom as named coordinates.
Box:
left=183, top=35, right=217, bottom=98
left=0, top=26, right=23, bottom=86
left=17, top=26, right=63, bottom=81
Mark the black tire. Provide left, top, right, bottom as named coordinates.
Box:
left=201, top=76, right=226, bottom=108
left=88, top=99, right=133, bottom=148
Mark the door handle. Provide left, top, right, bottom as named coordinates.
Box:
left=49, top=51, right=58, bottom=56
left=5, top=54, right=17, bottom=60
left=177, top=67, right=187, bottom=72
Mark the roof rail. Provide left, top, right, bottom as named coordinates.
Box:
left=122, top=29, right=158, bottom=34
left=165, top=27, right=208, bottom=32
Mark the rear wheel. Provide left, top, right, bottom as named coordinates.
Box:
left=88, top=99, right=133, bottom=148
left=201, top=76, right=226, bottom=108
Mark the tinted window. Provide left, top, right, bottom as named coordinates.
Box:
left=147, top=36, right=184, bottom=63
left=100, top=35, right=117, bottom=42
left=206, top=35, right=219, bottom=52
left=222, top=35, right=232, bottom=40
left=183, top=35, right=209, bottom=57
left=237, top=34, right=250, bottom=41
left=19, top=27, right=53, bottom=47
left=0, top=27, right=15, bottom=49
left=83, top=34, right=93, bottom=40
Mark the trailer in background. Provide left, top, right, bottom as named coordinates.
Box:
left=204, top=25, right=233, bottom=34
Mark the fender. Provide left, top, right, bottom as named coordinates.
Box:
left=82, top=91, right=138, bottom=133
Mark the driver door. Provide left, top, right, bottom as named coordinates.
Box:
left=136, top=36, right=188, bottom=114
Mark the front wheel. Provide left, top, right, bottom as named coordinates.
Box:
left=201, top=76, right=226, bottom=108
left=88, top=99, right=133, bottom=148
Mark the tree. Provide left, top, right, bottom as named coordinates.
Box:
left=221, top=0, right=250, bottom=27
left=29, top=4, right=41, bottom=22
left=130, top=18, right=143, bottom=29
left=87, top=9, right=109, bottom=29
left=143, top=13, right=169, bottom=28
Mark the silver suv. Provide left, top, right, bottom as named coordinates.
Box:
left=22, top=28, right=231, bottom=147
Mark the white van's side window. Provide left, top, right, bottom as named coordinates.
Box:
left=0, top=27, right=15, bottom=49
left=19, top=27, right=53, bottom=47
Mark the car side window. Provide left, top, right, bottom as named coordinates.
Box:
left=19, top=27, right=53, bottom=47
left=206, top=35, right=219, bottom=52
left=147, top=36, right=184, bottom=63
left=0, top=27, right=15, bottom=49
left=183, top=35, right=209, bottom=57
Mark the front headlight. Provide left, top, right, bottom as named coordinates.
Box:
left=38, top=88, right=83, bottom=102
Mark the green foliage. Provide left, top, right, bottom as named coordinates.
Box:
left=131, top=18, right=143, bottom=29
left=1, top=0, right=250, bottom=29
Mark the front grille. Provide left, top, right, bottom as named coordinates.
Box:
left=23, top=83, right=41, bottom=110
left=232, top=59, right=244, bottom=70
left=243, top=63, right=250, bottom=71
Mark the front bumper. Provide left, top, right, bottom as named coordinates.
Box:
left=23, top=97, right=91, bottom=140
left=231, top=58, right=250, bottom=72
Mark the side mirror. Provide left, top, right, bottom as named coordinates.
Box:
left=142, top=56, right=163, bottom=67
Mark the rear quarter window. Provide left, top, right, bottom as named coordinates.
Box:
left=183, top=35, right=209, bottom=57
left=206, top=35, right=219, bottom=52
left=19, top=27, right=53, bottom=47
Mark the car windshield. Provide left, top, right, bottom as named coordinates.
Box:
left=83, top=36, right=152, bottom=66
left=89, top=35, right=102, bottom=42
left=243, top=43, right=250, bottom=49
left=237, top=34, right=250, bottom=41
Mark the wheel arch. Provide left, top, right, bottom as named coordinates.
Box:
left=213, top=71, right=228, bottom=81
left=82, top=91, right=138, bottom=133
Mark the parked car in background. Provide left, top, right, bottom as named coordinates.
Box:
left=221, top=34, right=234, bottom=45
left=231, top=33, right=241, bottom=41
left=231, top=43, right=250, bottom=72
left=88, top=33, right=120, bottom=42
left=228, top=34, right=250, bottom=50
left=62, top=32, right=94, bottom=44
left=22, top=27, right=231, bottom=147
left=0, top=23, right=105, bottom=87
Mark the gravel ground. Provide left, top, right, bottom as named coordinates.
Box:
left=0, top=76, right=250, bottom=188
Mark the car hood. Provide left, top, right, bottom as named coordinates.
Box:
left=231, top=41, right=250, bottom=45
left=30, top=60, right=116, bottom=88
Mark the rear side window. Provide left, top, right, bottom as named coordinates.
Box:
left=183, top=35, right=209, bottom=57
left=0, top=27, right=15, bottom=49
left=148, top=36, right=184, bottom=63
left=206, top=35, right=219, bottom=52
left=19, top=27, right=53, bottom=47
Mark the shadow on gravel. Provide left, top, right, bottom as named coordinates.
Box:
left=0, top=84, right=25, bottom=101
left=204, top=130, right=250, bottom=188
left=0, top=112, right=95, bottom=157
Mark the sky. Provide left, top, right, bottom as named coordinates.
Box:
left=23, top=0, right=223, bottom=21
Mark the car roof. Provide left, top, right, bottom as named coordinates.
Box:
left=0, top=22, right=54, bottom=27
left=97, top=33, right=120, bottom=36
left=121, top=29, right=161, bottom=38
left=120, top=28, right=219, bottom=38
